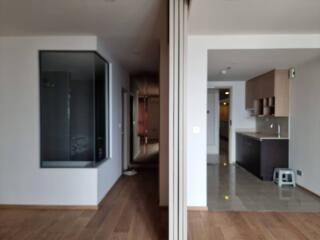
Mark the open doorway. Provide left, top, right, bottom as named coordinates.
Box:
left=206, top=49, right=320, bottom=213
left=218, top=89, right=231, bottom=165
left=126, top=74, right=160, bottom=169
left=207, top=88, right=232, bottom=165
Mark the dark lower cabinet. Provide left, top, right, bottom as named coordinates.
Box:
left=236, top=133, right=288, bottom=181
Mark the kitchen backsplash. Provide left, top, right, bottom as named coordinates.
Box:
left=256, top=116, right=289, bottom=137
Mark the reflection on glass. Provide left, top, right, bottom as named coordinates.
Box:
left=40, top=51, right=109, bottom=168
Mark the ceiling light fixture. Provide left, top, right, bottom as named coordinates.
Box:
left=221, top=69, right=228, bottom=75
left=221, top=66, right=232, bottom=75
left=225, top=91, right=229, bottom=95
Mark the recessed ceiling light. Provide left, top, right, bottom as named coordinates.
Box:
left=221, top=69, right=227, bottom=75
left=221, top=66, right=231, bottom=75
left=225, top=91, right=229, bottom=95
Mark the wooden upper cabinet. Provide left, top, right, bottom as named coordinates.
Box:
left=245, top=70, right=290, bottom=117
left=259, top=71, right=275, bottom=99
left=274, top=70, right=290, bottom=117
left=245, top=79, right=255, bottom=109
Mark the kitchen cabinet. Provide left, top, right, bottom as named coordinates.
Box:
left=236, top=133, right=288, bottom=181
left=245, top=79, right=255, bottom=109
left=245, top=70, right=290, bottom=117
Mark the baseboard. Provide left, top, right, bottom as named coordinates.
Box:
left=0, top=204, right=98, bottom=210
left=297, top=184, right=320, bottom=199
left=188, top=206, right=208, bottom=211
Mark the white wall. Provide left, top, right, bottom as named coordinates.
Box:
left=207, top=89, right=219, bottom=155
left=186, top=34, right=320, bottom=207
left=96, top=39, right=130, bottom=202
left=290, top=56, right=320, bottom=196
left=0, top=36, right=98, bottom=205
left=0, top=36, right=130, bottom=206
left=186, top=38, right=208, bottom=207
left=208, top=81, right=256, bottom=163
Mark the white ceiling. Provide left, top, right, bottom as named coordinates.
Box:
left=0, top=0, right=164, bottom=73
left=208, top=49, right=320, bottom=81
left=189, top=0, right=320, bottom=35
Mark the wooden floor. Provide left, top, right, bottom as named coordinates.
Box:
left=1, top=169, right=320, bottom=240
left=0, top=169, right=168, bottom=240
left=188, top=211, right=320, bottom=240
left=133, top=143, right=159, bottom=165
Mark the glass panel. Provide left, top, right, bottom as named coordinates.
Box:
left=40, top=72, right=70, bottom=163
left=105, top=61, right=110, bottom=160
left=40, top=51, right=108, bottom=168
left=94, top=54, right=107, bottom=163
left=40, top=51, right=109, bottom=167
left=69, top=54, right=95, bottom=164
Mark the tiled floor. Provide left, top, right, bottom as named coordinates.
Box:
left=207, top=161, right=320, bottom=212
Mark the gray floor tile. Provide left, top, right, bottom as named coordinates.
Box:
left=207, top=162, right=320, bottom=212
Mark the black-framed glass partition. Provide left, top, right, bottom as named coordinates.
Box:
left=39, top=51, right=109, bottom=168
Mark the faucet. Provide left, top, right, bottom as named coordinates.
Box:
left=270, top=123, right=281, bottom=138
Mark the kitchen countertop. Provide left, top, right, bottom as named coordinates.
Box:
left=237, top=131, right=289, bottom=141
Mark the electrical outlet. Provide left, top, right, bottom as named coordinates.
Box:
left=297, top=170, right=302, bottom=176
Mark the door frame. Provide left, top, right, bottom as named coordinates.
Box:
left=121, top=88, right=129, bottom=172
left=209, top=87, right=233, bottom=162
left=169, top=0, right=188, bottom=239
left=129, top=94, right=134, bottom=166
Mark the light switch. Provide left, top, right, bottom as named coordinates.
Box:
left=193, top=126, right=200, bottom=134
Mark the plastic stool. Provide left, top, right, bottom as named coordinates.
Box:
left=273, top=168, right=296, bottom=187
